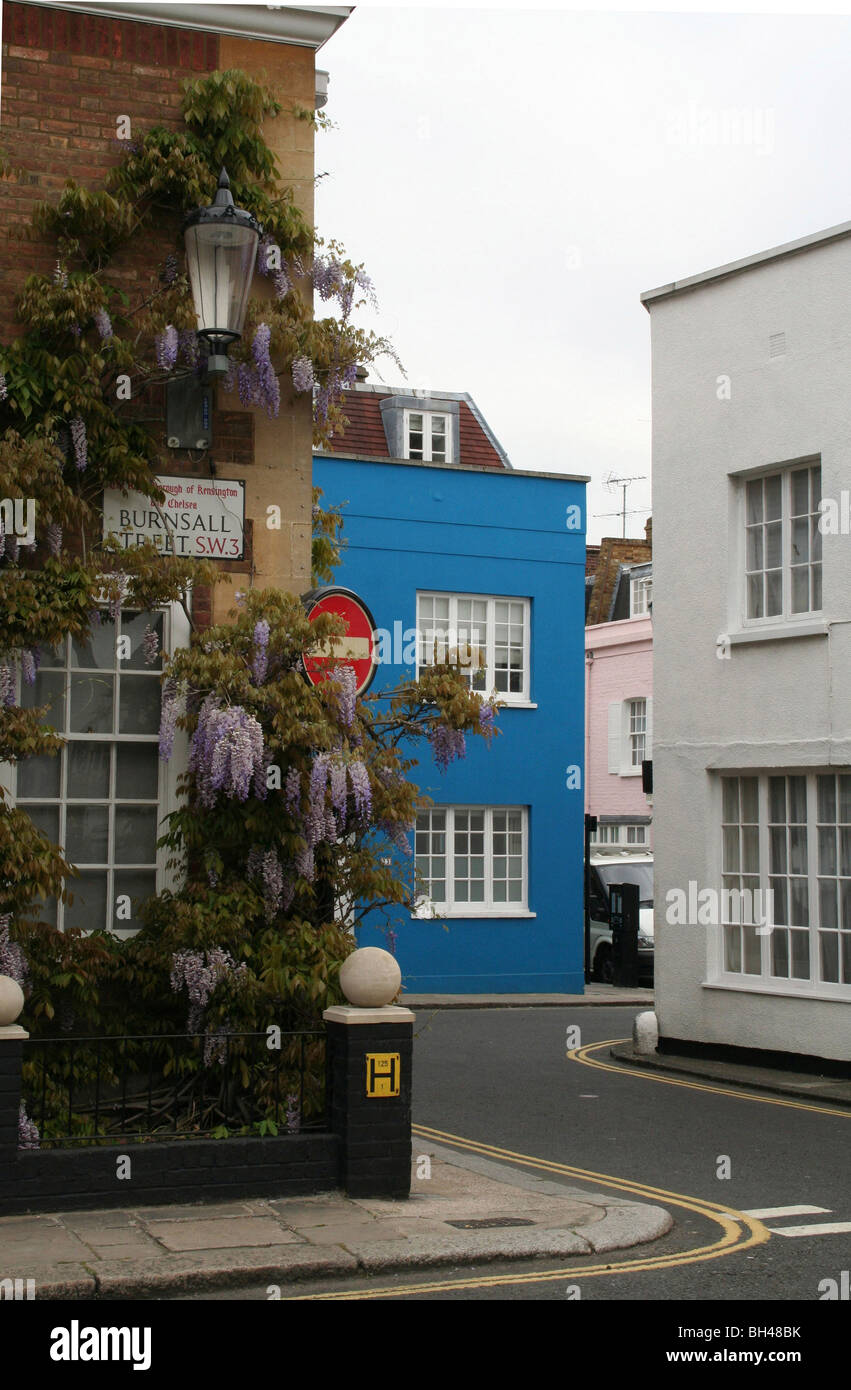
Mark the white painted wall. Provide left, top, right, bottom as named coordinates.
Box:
left=645, top=229, right=851, bottom=1062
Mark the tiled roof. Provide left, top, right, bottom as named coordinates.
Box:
left=325, top=386, right=510, bottom=469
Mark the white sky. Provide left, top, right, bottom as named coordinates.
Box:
left=315, top=6, right=851, bottom=542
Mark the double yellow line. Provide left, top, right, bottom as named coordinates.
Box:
left=290, top=1038, right=784, bottom=1299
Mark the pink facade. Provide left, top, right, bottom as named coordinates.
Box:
left=585, top=616, right=653, bottom=845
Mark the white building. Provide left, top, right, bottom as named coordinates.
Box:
left=642, top=219, right=851, bottom=1066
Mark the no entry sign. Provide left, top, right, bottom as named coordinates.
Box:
left=302, top=587, right=378, bottom=696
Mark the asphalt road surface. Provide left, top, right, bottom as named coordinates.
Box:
left=184, top=1005, right=850, bottom=1327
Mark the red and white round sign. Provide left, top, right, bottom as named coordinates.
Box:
left=302, top=587, right=378, bottom=696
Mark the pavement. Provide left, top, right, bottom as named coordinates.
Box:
left=611, top=1039, right=851, bottom=1108
left=0, top=1140, right=672, bottom=1300
left=402, top=984, right=655, bottom=1008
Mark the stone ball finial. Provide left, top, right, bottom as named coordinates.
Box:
left=339, top=947, right=401, bottom=1008
left=0, top=975, right=25, bottom=1028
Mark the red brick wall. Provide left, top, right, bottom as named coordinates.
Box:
left=0, top=2, right=220, bottom=341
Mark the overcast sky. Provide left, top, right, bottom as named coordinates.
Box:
left=315, top=6, right=851, bottom=542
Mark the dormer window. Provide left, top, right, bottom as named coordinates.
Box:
left=405, top=410, right=452, bottom=463
left=630, top=574, right=652, bottom=618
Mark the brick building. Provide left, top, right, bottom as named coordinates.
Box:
left=0, top=1, right=351, bottom=933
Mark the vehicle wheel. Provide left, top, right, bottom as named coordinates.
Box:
left=595, top=945, right=614, bottom=985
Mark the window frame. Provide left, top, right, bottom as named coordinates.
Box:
left=629, top=574, right=652, bottom=618
left=416, top=591, right=531, bottom=704
left=413, top=805, right=531, bottom=918
left=710, top=770, right=851, bottom=1000
left=739, top=460, right=822, bottom=629
left=403, top=408, right=453, bottom=463
left=2, top=601, right=189, bottom=935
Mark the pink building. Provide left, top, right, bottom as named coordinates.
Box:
left=585, top=528, right=653, bottom=849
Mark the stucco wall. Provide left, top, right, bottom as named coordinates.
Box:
left=314, top=454, right=587, bottom=993
left=646, top=231, right=851, bottom=1061
left=585, top=616, right=653, bottom=828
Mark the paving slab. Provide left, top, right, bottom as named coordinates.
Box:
left=403, top=987, right=655, bottom=1009
left=145, top=1217, right=305, bottom=1252
left=0, top=1141, right=671, bottom=1298
left=610, top=1040, right=851, bottom=1107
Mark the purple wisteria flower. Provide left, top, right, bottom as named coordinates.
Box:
left=284, top=766, right=302, bottom=819
left=143, top=624, right=159, bottom=666
left=189, top=698, right=265, bottom=807
left=46, top=523, right=62, bottom=557
left=387, top=929, right=398, bottom=957
left=161, top=253, right=179, bottom=286
left=381, top=817, right=414, bottom=858
left=430, top=724, right=467, bottom=772
left=314, top=385, right=331, bottom=428
left=332, top=665, right=357, bottom=729
left=94, top=308, right=113, bottom=341
left=53, top=261, right=68, bottom=287
left=478, top=703, right=495, bottom=733
left=0, top=915, right=27, bottom=986
left=170, top=947, right=246, bottom=1033
left=292, top=355, right=314, bottom=394
left=251, top=619, right=270, bottom=685
left=307, top=752, right=330, bottom=847
left=252, top=323, right=280, bottom=418
left=285, top=1093, right=301, bottom=1134
left=203, top=1025, right=229, bottom=1068
left=250, top=746, right=268, bottom=802
left=294, top=843, right=315, bottom=883
left=107, top=573, right=129, bottom=623
left=158, top=677, right=182, bottom=761
left=0, top=372, right=7, bottom=401
left=155, top=324, right=179, bottom=370
left=237, top=362, right=254, bottom=407
left=256, top=236, right=276, bottom=276
left=0, top=663, right=15, bottom=707
left=348, top=760, right=372, bottom=822
left=18, top=1104, right=40, bottom=1151
left=342, top=362, right=358, bottom=389
left=20, top=650, right=36, bottom=686
left=273, top=267, right=290, bottom=300
left=178, top=329, right=200, bottom=369
left=261, top=849, right=283, bottom=922
left=330, top=761, right=348, bottom=829
left=70, top=417, right=87, bottom=472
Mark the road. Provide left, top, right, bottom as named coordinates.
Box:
left=183, top=1005, right=850, bottom=1315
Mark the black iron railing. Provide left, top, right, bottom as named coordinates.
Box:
left=21, top=1030, right=328, bottom=1147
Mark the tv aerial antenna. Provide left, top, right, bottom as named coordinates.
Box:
left=594, top=472, right=648, bottom=538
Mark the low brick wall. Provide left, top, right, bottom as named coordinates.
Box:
left=0, top=1132, right=339, bottom=1217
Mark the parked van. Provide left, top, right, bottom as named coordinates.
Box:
left=588, top=852, right=654, bottom=984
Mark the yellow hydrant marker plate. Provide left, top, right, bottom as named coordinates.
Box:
left=365, top=1053, right=400, bottom=1097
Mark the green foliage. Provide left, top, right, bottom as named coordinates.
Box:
left=0, top=68, right=490, bottom=1132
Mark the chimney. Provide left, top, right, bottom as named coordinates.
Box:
left=644, top=516, right=652, bottom=546
left=355, top=365, right=369, bottom=382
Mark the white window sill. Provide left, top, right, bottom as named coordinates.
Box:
left=501, top=701, right=537, bottom=710
left=619, top=768, right=644, bottom=778
left=410, top=910, right=536, bottom=921
left=727, top=619, right=829, bottom=646
left=703, top=978, right=851, bottom=1004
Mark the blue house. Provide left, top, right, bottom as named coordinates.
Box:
left=314, top=382, right=588, bottom=993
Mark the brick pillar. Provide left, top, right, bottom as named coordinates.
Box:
left=323, top=1005, right=413, bottom=1199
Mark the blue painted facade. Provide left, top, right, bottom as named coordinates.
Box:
left=313, top=452, right=587, bottom=993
